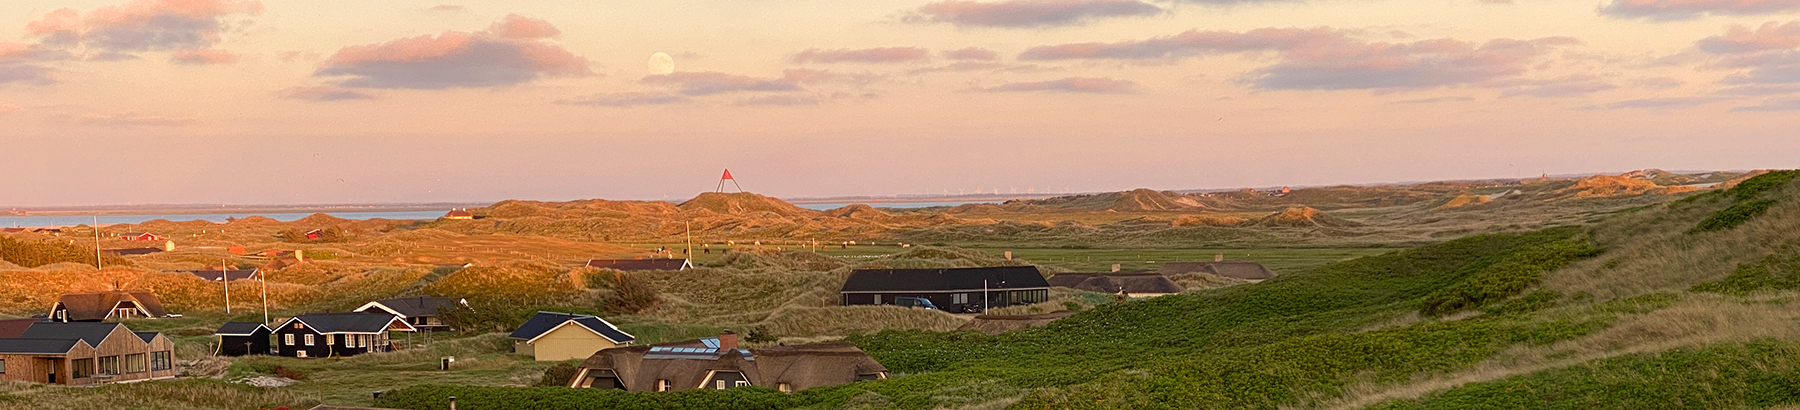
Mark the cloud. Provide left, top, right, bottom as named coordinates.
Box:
left=793, top=47, right=930, bottom=64
left=1697, top=21, right=1800, bottom=54
left=1021, top=28, right=1576, bottom=91
left=24, top=0, right=263, bottom=59
left=0, top=42, right=68, bottom=85
left=315, top=16, right=590, bottom=89
left=278, top=85, right=376, bottom=101
left=1600, top=96, right=1720, bottom=109
left=979, top=77, right=1136, bottom=93
left=0, top=104, right=19, bottom=114
left=908, top=0, right=1163, bottom=28
left=1717, top=50, right=1800, bottom=84
left=1601, top=0, right=1800, bottom=19
left=77, top=112, right=197, bottom=127
left=1390, top=96, right=1476, bottom=104
left=1715, top=84, right=1800, bottom=95
left=487, top=14, right=561, bottom=39
left=560, top=92, right=687, bottom=107
left=943, top=47, right=1002, bottom=61
left=170, top=48, right=238, bottom=65
left=734, top=95, right=820, bottom=106
left=1731, top=97, right=1800, bottom=111
left=640, top=71, right=801, bottom=95
left=1500, top=75, right=1618, bottom=97
left=0, top=64, right=56, bottom=86
left=1634, top=77, right=1684, bottom=89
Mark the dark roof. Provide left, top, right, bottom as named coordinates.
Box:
left=363, top=297, right=460, bottom=318
left=585, top=259, right=689, bottom=271
left=288, top=312, right=412, bottom=334
left=1158, top=261, right=1278, bottom=280
left=509, top=312, right=634, bottom=344
left=0, top=318, right=41, bottom=338
left=183, top=268, right=259, bottom=281
left=579, top=341, right=885, bottom=392
left=20, top=322, right=125, bottom=346
left=53, top=290, right=168, bottom=321
left=134, top=331, right=159, bottom=343
left=103, top=247, right=164, bottom=255
left=1047, top=273, right=1185, bottom=294
left=0, top=338, right=83, bottom=354
left=840, top=266, right=1049, bottom=293
left=215, top=322, right=270, bottom=336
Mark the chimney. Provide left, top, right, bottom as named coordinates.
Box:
left=1111, top=264, right=1120, bottom=273
left=719, top=329, right=738, bottom=350
left=1215, top=253, right=1224, bottom=262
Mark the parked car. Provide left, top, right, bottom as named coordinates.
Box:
left=894, top=297, right=938, bottom=310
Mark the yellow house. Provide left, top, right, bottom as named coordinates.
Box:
left=508, top=312, right=635, bottom=361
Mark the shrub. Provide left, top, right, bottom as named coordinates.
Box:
left=744, top=326, right=778, bottom=344
left=588, top=271, right=660, bottom=315
left=1691, top=250, right=1800, bottom=295
left=0, top=236, right=131, bottom=268
left=1722, top=170, right=1800, bottom=201
left=534, top=363, right=582, bottom=387
left=1691, top=199, right=1779, bottom=233
left=1419, top=239, right=1601, bottom=316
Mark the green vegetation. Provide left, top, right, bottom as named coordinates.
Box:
left=1692, top=199, right=1779, bottom=233
left=1419, top=238, right=1600, bottom=316
left=1366, top=340, right=1800, bottom=410
left=1691, top=247, right=1800, bottom=295
left=0, top=236, right=130, bottom=268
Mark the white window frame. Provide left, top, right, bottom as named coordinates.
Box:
left=716, top=380, right=726, bottom=389
left=304, top=334, right=315, bottom=346
left=326, top=334, right=335, bottom=345
left=656, top=379, right=671, bottom=391
left=735, top=380, right=750, bottom=388
left=284, top=334, right=294, bottom=346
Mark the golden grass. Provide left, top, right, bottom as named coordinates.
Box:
left=1543, top=186, right=1800, bottom=298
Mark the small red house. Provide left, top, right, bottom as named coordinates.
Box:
left=443, top=209, right=475, bottom=220
left=119, top=232, right=165, bottom=242
left=303, top=229, right=323, bottom=240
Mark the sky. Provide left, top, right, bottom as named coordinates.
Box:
left=2, top=0, right=1798, bottom=206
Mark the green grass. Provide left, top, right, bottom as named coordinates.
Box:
left=968, top=247, right=1395, bottom=274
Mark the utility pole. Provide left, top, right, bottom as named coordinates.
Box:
left=685, top=220, right=693, bottom=261
left=983, top=280, right=989, bottom=313
left=93, top=216, right=101, bottom=270
left=261, top=268, right=269, bottom=325
left=223, top=259, right=231, bottom=314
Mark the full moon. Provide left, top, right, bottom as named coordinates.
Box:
left=648, top=52, right=674, bottom=75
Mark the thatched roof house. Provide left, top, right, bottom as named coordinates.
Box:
left=1047, top=272, right=1185, bottom=296
left=585, top=259, right=692, bottom=271
left=49, top=290, right=167, bottom=322
left=1158, top=261, right=1278, bottom=281
left=570, top=333, right=887, bottom=393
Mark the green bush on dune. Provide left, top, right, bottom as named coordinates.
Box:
left=1419, top=239, right=1600, bottom=316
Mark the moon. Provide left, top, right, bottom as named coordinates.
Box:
left=648, top=52, right=674, bottom=75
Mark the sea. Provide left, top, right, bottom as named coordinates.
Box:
left=0, top=211, right=449, bottom=228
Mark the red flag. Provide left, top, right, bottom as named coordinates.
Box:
left=721, top=169, right=734, bottom=180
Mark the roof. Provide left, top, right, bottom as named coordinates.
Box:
left=585, top=259, right=690, bottom=271
left=1158, top=261, right=1278, bottom=280
left=103, top=247, right=163, bottom=255
left=358, top=297, right=460, bottom=318
left=0, top=318, right=41, bottom=338
left=52, top=290, right=168, bottom=321
left=134, top=331, right=159, bottom=343
left=120, top=232, right=154, bottom=237
left=578, top=341, right=886, bottom=392
left=444, top=209, right=474, bottom=218
left=19, top=322, right=126, bottom=346
left=1047, top=273, right=1185, bottom=294
left=215, top=322, right=271, bottom=336
left=283, top=312, right=415, bottom=334
left=0, top=338, right=84, bottom=354
left=183, top=268, right=259, bottom=281
left=509, top=312, right=634, bottom=344
left=840, top=266, right=1049, bottom=293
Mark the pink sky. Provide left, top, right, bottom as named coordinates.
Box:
left=2, top=0, right=1797, bottom=206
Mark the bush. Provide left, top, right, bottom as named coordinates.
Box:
left=0, top=236, right=132, bottom=268
left=744, top=326, right=778, bottom=344
left=1723, top=170, right=1800, bottom=201
left=1419, top=239, right=1601, bottom=316
left=534, top=362, right=582, bottom=387
left=587, top=271, right=660, bottom=315
left=1692, top=199, right=1779, bottom=233
left=1691, top=249, right=1800, bottom=295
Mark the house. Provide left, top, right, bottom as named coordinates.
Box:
left=214, top=322, right=271, bottom=356
left=227, top=246, right=246, bottom=255
left=584, top=259, right=692, bottom=272
left=119, top=232, right=165, bottom=242
left=273, top=313, right=415, bottom=358
left=303, top=229, right=323, bottom=240
left=569, top=331, right=887, bottom=392
left=443, top=208, right=475, bottom=220
left=1046, top=272, right=1185, bottom=297
left=508, top=312, right=635, bottom=361
left=839, top=266, right=1051, bottom=312
left=354, top=297, right=464, bottom=332
left=183, top=268, right=259, bottom=282
left=1158, top=261, right=1279, bottom=281
left=49, top=290, right=168, bottom=322
left=0, top=228, right=26, bottom=233
left=0, top=321, right=175, bottom=385
left=102, top=247, right=164, bottom=256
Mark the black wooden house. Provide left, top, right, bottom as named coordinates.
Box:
left=839, top=266, right=1050, bottom=313
left=273, top=313, right=415, bottom=358
left=213, top=322, right=271, bottom=356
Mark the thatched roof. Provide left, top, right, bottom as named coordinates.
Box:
left=578, top=340, right=886, bottom=392
left=585, top=259, right=691, bottom=271
left=52, top=290, right=166, bottom=321
left=1047, top=273, right=1185, bottom=294
left=1158, top=261, right=1277, bottom=280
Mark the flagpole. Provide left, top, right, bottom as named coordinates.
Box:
left=223, top=259, right=231, bottom=314
left=94, top=216, right=102, bottom=270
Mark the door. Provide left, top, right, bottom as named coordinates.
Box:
left=39, top=358, right=58, bottom=384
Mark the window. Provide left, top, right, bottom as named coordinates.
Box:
left=293, top=322, right=303, bottom=329
left=72, top=358, right=93, bottom=378
left=735, top=380, right=750, bottom=388
left=151, top=351, right=170, bottom=371
left=716, top=380, right=726, bottom=389
left=953, top=293, right=968, bottom=304
left=325, top=334, right=334, bottom=345
left=304, top=334, right=315, bottom=346
left=777, top=382, right=791, bottom=393
left=872, top=294, right=881, bottom=304
left=124, top=353, right=146, bottom=373
left=656, top=379, right=671, bottom=392
left=284, top=334, right=294, bottom=345
left=97, top=356, right=119, bottom=375
left=0, top=359, right=6, bottom=374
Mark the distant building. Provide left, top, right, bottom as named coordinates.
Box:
left=119, top=232, right=165, bottom=242
left=584, top=259, right=692, bottom=272
left=0, top=228, right=26, bottom=233
left=354, top=297, right=464, bottom=332
left=1046, top=272, right=1185, bottom=297
left=273, top=312, right=415, bottom=358
left=1158, top=261, right=1278, bottom=281
left=0, top=321, right=175, bottom=385
left=509, top=312, right=635, bottom=361
left=213, top=322, right=271, bottom=357
left=569, top=332, right=887, bottom=392
left=303, top=229, right=323, bottom=240
left=443, top=208, right=475, bottom=220
left=839, top=266, right=1051, bottom=313
left=49, top=290, right=168, bottom=322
